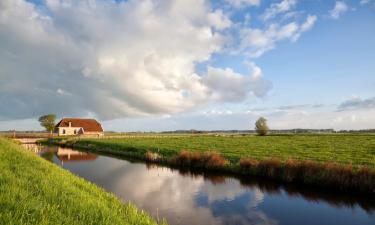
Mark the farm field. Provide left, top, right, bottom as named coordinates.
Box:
left=63, top=134, right=375, bottom=168
left=0, top=137, right=166, bottom=225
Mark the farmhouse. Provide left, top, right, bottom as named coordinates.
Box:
left=55, top=118, right=103, bottom=137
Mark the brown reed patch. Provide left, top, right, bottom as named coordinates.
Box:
left=283, top=159, right=301, bottom=182
left=355, top=166, right=375, bottom=192
left=174, top=150, right=192, bottom=166
left=298, top=160, right=322, bottom=183
left=257, top=158, right=282, bottom=178
left=173, top=150, right=228, bottom=168
left=158, top=150, right=375, bottom=193
left=321, top=163, right=354, bottom=188
left=202, top=151, right=228, bottom=168
left=239, top=158, right=259, bottom=170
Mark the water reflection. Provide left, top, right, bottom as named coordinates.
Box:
left=146, top=163, right=375, bottom=215
left=23, top=144, right=97, bottom=163
left=23, top=145, right=375, bottom=225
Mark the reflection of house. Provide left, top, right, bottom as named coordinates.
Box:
left=56, top=148, right=97, bottom=162
left=54, top=118, right=103, bottom=137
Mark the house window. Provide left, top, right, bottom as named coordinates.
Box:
left=62, top=129, right=66, bottom=134
left=74, top=129, right=77, bottom=134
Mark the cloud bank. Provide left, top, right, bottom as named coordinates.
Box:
left=0, top=0, right=318, bottom=121
left=0, top=0, right=274, bottom=120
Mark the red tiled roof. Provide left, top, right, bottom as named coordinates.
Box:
left=55, top=118, right=103, bottom=132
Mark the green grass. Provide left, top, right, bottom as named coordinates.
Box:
left=61, top=134, right=375, bottom=167
left=0, top=137, right=166, bottom=225
left=45, top=134, right=375, bottom=193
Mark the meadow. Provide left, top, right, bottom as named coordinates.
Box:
left=0, top=137, right=166, bottom=225
left=60, top=134, right=375, bottom=167
left=47, top=134, right=375, bottom=193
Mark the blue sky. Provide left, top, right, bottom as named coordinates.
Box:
left=0, top=0, right=374, bottom=131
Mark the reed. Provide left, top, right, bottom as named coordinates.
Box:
left=237, top=157, right=375, bottom=193
left=173, top=150, right=228, bottom=168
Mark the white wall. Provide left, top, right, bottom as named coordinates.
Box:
left=58, top=127, right=81, bottom=136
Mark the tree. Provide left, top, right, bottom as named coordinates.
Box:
left=255, top=117, right=269, bottom=136
left=38, top=114, right=56, bottom=134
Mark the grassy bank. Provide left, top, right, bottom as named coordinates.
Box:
left=0, top=137, right=166, bottom=225
left=45, top=134, right=375, bottom=193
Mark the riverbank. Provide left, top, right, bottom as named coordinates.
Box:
left=44, top=135, right=375, bottom=193
left=0, top=137, right=166, bottom=225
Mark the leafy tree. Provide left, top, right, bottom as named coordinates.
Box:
left=255, top=117, right=269, bottom=136
left=38, top=114, right=56, bottom=133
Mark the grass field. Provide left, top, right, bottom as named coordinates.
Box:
left=0, top=137, right=166, bottom=225
left=60, top=134, right=375, bottom=167
left=45, top=134, right=375, bottom=193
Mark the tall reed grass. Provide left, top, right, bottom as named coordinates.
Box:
left=173, top=150, right=228, bottom=168
left=239, top=157, right=375, bottom=193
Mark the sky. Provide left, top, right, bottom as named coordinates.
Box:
left=0, top=0, right=374, bottom=131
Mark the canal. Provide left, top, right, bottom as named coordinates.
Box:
left=23, top=144, right=375, bottom=225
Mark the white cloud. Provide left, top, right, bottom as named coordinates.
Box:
left=106, top=161, right=275, bottom=225
left=56, top=88, right=71, bottom=96
left=330, top=1, right=349, bottom=19
left=204, top=110, right=234, bottom=116
left=202, top=63, right=272, bottom=101
left=359, top=0, right=375, bottom=9
left=294, top=15, right=317, bottom=39
left=208, top=9, right=232, bottom=30
left=225, top=0, right=261, bottom=8
left=337, top=96, right=375, bottom=111
left=0, top=0, right=273, bottom=120
left=360, top=0, right=370, bottom=5
left=247, top=104, right=375, bottom=131
left=301, top=15, right=318, bottom=32
left=239, top=15, right=317, bottom=57
left=261, top=0, right=297, bottom=21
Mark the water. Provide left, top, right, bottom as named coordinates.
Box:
left=24, top=144, right=375, bottom=225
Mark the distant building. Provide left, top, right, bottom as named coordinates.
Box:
left=54, top=118, right=104, bottom=137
